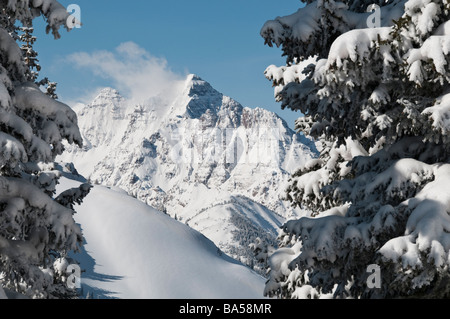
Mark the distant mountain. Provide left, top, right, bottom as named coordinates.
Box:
left=59, top=74, right=317, bottom=270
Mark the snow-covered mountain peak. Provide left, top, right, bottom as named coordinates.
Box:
left=180, top=74, right=231, bottom=120
left=90, top=87, right=125, bottom=108
left=60, top=74, right=317, bottom=272
left=184, top=74, right=216, bottom=95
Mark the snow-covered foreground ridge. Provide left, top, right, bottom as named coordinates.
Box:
left=59, top=177, right=266, bottom=299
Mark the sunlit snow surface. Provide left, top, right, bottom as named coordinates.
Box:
left=59, top=177, right=266, bottom=299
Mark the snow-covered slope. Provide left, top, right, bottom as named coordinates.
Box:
left=59, top=177, right=266, bottom=299
left=59, top=74, right=317, bottom=268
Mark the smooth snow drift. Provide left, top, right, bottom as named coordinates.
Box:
left=60, top=177, right=266, bottom=299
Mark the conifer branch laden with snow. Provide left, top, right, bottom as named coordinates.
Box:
left=0, top=0, right=88, bottom=299
left=19, top=27, right=59, bottom=99
left=261, top=0, right=450, bottom=298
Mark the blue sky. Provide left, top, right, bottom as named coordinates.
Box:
left=32, top=0, right=303, bottom=129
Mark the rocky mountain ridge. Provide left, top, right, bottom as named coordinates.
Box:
left=59, top=74, right=317, bottom=270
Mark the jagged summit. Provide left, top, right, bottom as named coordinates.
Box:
left=184, top=73, right=211, bottom=86
left=181, top=74, right=228, bottom=119
left=185, top=73, right=204, bottom=83
left=88, top=76, right=242, bottom=127
left=91, top=87, right=124, bottom=107
left=181, top=74, right=297, bottom=133
left=184, top=74, right=217, bottom=95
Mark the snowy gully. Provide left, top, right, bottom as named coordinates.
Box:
left=179, top=303, right=272, bottom=316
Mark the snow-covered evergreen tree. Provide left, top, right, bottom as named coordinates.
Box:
left=19, top=26, right=40, bottom=82
left=44, top=79, right=58, bottom=99
left=19, top=27, right=59, bottom=99
left=0, top=1, right=89, bottom=299
left=261, top=0, right=450, bottom=298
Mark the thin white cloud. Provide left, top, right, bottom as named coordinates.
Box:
left=67, top=42, right=186, bottom=104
